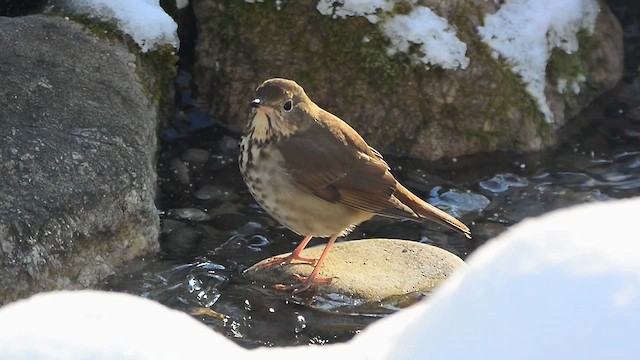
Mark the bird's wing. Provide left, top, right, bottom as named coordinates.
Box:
left=276, top=113, right=417, bottom=219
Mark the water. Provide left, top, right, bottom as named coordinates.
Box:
left=98, top=1, right=640, bottom=348
left=100, top=78, right=640, bottom=347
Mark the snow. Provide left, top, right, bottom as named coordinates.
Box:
left=316, top=1, right=468, bottom=70
left=478, top=0, right=600, bottom=123
left=2, top=197, right=639, bottom=358
left=66, top=0, right=179, bottom=52
left=316, top=0, right=392, bottom=23
left=383, top=7, right=469, bottom=70
left=352, top=197, right=640, bottom=359
left=0, top=291, right=243, bottom=359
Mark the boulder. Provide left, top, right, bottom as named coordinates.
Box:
left=0, top=15, right=162, bottom=304
left=194, top=0, right=622, bottom=160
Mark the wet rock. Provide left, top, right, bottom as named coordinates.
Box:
left=208, top=213, right=252, bottom=231
left=160, top=226, right=203, bottom=258
left=428, top=188, right=490, bottom=216
left=167, top=208, right=212, bottom=222
left=194, top=0, right=622, bottom=160
left=205, top=154, right=236, bottom=171
left=244, top=239, right=465, bottom=302
left=170, top=157, right=191, bottom=185
left=161, top=219, right=188, bottom=235
left=0, top=15, right=164, bottom=304
left=194, top=185, right=239, bottom=202
left=181, top=148, right=210, bottom=164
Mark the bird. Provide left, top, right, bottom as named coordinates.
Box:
left=239, top=78, right=471, bottom=293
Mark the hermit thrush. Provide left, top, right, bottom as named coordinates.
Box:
left=239, top=78, right=471, bottom=293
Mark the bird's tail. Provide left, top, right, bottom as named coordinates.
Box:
left=395, top=183, right=472, bottom=239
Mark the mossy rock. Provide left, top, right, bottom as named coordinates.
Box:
left=194, top=0, right=622, bottom=160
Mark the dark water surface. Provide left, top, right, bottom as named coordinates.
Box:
left=99, top=79, right=640, bottom=347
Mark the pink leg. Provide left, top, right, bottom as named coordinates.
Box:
left=275, top=234, right=338, bottom=293
left=259, top=235, right=316, bottom=269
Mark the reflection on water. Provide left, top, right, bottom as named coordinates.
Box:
left=100, top=89, right=640, bottom=347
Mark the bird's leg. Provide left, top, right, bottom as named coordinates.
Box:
left=275, top=234, right=338, bottom=293
left=259, top=235, right=316, bottom=269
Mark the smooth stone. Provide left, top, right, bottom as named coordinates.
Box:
left=167, top=208, right=212, bottom=222
left=181, top=148, right=210, bottom=164
left=194, top=185, right=239, bottom=202
left=245, top=238, right=465, bottom=301
left=160, top=218, right=187, bottom=234
left=160, top=226, right=203, bottom=258
left=170, top=157, right=191, bottom=185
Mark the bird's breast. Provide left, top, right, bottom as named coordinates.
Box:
left=239, top=144, right=373, bottom=237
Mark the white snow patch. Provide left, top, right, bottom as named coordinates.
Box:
left=0, top=291, right=244, bottom=359
left=316, top=1, right=468, bottom=70
left=383, top=7, right=469, bottom=70
left=350, top=197, right=640, bottom=359
left=316, top=0, right=392, bottom=23
left=478, top=0, right=600, bottom=123
left=67, top=0, right=179, bottom=52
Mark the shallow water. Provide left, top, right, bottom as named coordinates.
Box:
left=97, top=1, right=640, bottom=348
left=100, top=76, right=640, bottom=347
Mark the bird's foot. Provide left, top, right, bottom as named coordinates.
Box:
left=274, top=274, right=334, bottom=293
left=259, top=253, right=317, bottom=270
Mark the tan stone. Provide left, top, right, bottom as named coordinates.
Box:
left=245, top=238, right=465, bottom=301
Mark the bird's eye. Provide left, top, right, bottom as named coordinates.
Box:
left=283, top=100, right=293, bottom=112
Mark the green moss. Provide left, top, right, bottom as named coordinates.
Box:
left=431, top=1, right=554, bottom=148
left=136, top=45, right=179, bottom=108
left=547, top=30, right=600, bottom=113
left=391, top=2, right=414, bottom=15
left=64, top=13, right=121, bottom=41
left=210, top=1, right=412, bottom=90
left=547, top=30, right=599, bottom=79
left=207, top=0, right=560, bottom=153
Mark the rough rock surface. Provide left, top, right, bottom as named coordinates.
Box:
left=245, top=239, right=465, bottom=301
left=194, top=0, right=622, bottom=160
left=0, top=15, right=160, bottom=304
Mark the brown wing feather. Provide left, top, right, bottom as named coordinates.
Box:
left=276, top=110, right=416, bottom=219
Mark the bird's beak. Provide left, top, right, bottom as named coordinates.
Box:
left=250, top=98, right=261, bottom=108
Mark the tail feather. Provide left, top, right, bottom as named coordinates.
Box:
left=394, top=183, right=472, bottom=239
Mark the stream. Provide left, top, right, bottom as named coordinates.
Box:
left=98, top=0, right=640, bottom=350
left=99, top=76, right=640, bottom=348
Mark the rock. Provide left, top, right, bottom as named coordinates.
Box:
left=159, top=226, right=203, bottom=258
left=167, top=208, right=212, bottom=222
left=0, top=15, right=163, bottom=304
left=245, top=239, right=465, bottom=301
left=181, top=148, right=210, bottom=164
left=193, top=0, right=622, bottom=160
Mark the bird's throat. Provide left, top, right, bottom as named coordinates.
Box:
left=248, top=109, right=297, bottom=146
